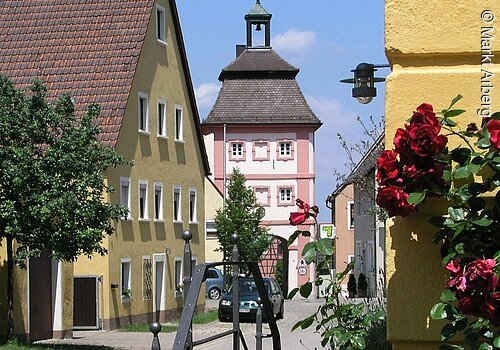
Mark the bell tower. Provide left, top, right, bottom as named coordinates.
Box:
left=244, top=0, right=272, bottom=47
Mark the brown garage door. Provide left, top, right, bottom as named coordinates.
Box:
left=29, top=252, right=53, bottom=342
left=73, top=276, right=99, bottom=329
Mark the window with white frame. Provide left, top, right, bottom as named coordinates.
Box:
left=156, top=4, right=166, bottom=43
left=157, top=99, right=167, bottom=137
left=355, top=241, right=363, bottom=272
left=120, top=177, right=131, bottom=219
left=138, top=92, right=149, bottom=133
left=154, top=182, right=163, bottom=221
left=348, top=201, right=354, bottom=230
left=138, top=180, right=148, bottom=220
left=205, top=220, right=217, bottom=239
left=348, top=254, right=355, bottom=265
left=277, top=140, right=294, bottom=160
left=142, top=256, right=152, bottom=300
left=252, top=140, right=269, bottom=161
left=229, top=141, right=245, bottom=161
left=174, top=258, right=182, bottom=297
left=121, top=258, right=132, bottom=301
left=173, top=185, right=181, bottom=222
left=189, top=188, right=197, bottom=223
left=367, top=241, right=375, bottom=274
left=278, top=186, right=294, bottom=206
left=254, top=186, right=270, bottom=206
left=174, top=105, right=183, bottom=141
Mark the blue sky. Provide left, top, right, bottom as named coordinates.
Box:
left=176, top=1, right=387, bottom=222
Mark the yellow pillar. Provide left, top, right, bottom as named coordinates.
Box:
left=385, top=1, right=500, bottom=349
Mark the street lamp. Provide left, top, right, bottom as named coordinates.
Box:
left=340, top=63, right=389, bottom=104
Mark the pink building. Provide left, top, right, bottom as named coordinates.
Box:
left=201, top=1, right=321, bottom=293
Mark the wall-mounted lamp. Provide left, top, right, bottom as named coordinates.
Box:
left=340, top=63, right=389, bottom=104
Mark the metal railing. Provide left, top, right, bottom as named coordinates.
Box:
left=150, top=231, right=281, bottom=350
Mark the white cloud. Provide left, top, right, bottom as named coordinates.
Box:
left=194, top=82, right=220, bottom=114
left=272, top=29, right=316, bottom=54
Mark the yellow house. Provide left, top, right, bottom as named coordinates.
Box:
left=204, top=178, right=224, bottom=263
left=0, top=0, right=209, bottom=340
left=385, top=0, right=499, bottom=348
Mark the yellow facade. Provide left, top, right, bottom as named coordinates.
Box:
left=73, top=0, right=207, bottom=329
left=385, top=0, right=499, bottom=348
left=204, top=178, right=224, bottom=263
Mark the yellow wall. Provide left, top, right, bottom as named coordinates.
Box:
left=385, top=1, right=499, bottom=348
left=74, top=0, right=207, bottom=327
left=204, top=178, right=224, bottom=263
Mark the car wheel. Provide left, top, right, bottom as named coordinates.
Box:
left=208, top=287, right=221, bottom=300
left=276, top=301, right=284, bottom=320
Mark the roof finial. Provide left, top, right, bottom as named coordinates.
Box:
left=256, top=0, right=260, bottom=4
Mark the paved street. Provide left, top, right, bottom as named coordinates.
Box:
left=40, top=298, right=323, bottom=350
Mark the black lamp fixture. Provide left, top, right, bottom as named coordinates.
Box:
left=340, top=63, right=389, bottom=104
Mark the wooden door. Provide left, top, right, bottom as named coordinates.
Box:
left=29, top=252, right=52, bottom=341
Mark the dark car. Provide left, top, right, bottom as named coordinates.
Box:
left=205, top=267, right=224, bottom=300
left=218, top=277, right=284, bottom=322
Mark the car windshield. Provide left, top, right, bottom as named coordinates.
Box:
left=228, top=278, right=270, bottom=295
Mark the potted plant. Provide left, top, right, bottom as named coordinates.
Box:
left=357, top=273, right=368, bottom=298
left=347, top=274, right=357, bottom=298
left=121, top=288, right=132, bottom=299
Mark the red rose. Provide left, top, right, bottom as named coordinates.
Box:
left=289, top=212, right=307, bottom=226
left=376, top=186, right=416, bottom=217
left=376, top=150, right=401, bottom=185
left=465, top=259, right=498, bottom=292
left=409, top=124, right=447, bottom=158
left=289, top=199, right=317, bottom=226
left=393, top=128, right=413, bottom=161
left=487, top=119, right=500, bottom=151
left=457, top=293, right=500, bottom=326
left=406, top=103, right=441, bottom=134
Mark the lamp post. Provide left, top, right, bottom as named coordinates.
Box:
left=340, top=63, right=389, bottom=104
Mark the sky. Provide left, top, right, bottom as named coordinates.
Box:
left=176, top=1, right=387, bottom=223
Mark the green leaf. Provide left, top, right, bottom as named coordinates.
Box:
left=493, top=336, right=500, bottom=348
left=448, top=207, right=465, bottom=221
left=444, top=109, right=466, bottom=118
left=299, top=281, right=313, bottom=298
left=431, top=303, right=448, bottom=319
left=441, top=323, right=457, bottom=341
left=408, top=190, right=427, bottom=206
left=450, top=147, right=472, bottom=166
left=440, top=289, right=457, bottom=303
left=448, top=94, right=463, bottom=109
left=472, top=217, right=492, bottom=227
left=287, top=287, right=299, bottom=300
left=442, top=118, right=458, bottom=127
left=287, top=230, right=301, bottom=246
left=317, top=238, right=334, bottom=256
left=302, top=241, right=316, bottom=264
left=491, top=111, right=500, bottom=120
left=453, top=166, right=472, bottom=179
left=476, top=137, right=491, bottom=149
left=479, top=343, right=493, bottom=350
left=439, top=344, right=464, bottom=350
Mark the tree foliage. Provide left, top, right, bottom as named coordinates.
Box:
left=214, top=168, right=270, bottom=263
left=0, top=75, right=129, bottom=337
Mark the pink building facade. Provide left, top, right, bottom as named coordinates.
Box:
left=201, top=1, right=321, bottom=293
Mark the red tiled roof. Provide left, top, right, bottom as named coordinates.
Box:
left=0, top=0, right=154, bottom=147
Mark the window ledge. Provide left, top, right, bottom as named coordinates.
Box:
left=154, top=219, right=165, bottom=223
left=189, top=221, right=199, bottom=225
left=138, top=218, right=150, bottom=223
left=138, top=130, right=151, bottom=136
left=157, top=39, right=167, bottom=47
left=173, top=220, right=184, bottom=224
left=175, top=139, right=185, bottom=144
left=157, top=135, right=168, bottom=140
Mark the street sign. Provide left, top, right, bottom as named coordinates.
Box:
left=319, top=223, right=336, bottom=239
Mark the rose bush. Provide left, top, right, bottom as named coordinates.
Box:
left=376, top=96, right=500, bottom=349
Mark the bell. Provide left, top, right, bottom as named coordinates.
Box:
left=255, top=23, right=262, bottom=31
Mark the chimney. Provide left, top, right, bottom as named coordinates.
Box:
left=236, top=45, right=246, bottom=58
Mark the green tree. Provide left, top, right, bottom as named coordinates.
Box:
left=214, top=168, right=270, bottom=263
left=0, top=76, right=129, bottom=338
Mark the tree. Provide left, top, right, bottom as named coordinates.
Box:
left=214, top=168, right=270, bottom=264
left=0, top=76, right=129, bottom=338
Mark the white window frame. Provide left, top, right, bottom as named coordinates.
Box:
left=189, top=188, right=197, bottom=224
left=173, top=185, right=182, bottom=223
left=174, top=257, right=183, bottom=298
left=155, top=3, right=166, bottom=44
left=121, top=257, right=132, bottom=302
left=348, top=201, right=354, bottom=230
left=138, top=92, right=149, bottom=133
left=154, top=182, right=164, bottom=221
left=142, top=256, right=152, bottom=300
left=138, top=180, right=149, bottom=220
left=157, top=98, right=167, bottom=138
left=174, top=105, right=184, bottom=142
left=120, top=177, right=131, bottom=220
left=277, top=140, right=294, bottom=160
left=153, top=254, right=167, bottom=313
left=205, top=220, right=217, bottom=240
left=277, top=186, right=295, bottom=206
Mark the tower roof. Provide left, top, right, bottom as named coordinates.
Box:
left=245, top=1, right=272, bottom=20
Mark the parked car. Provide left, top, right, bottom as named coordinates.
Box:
left=205, top=267, right=224, bottom=300
left=218, top=277, right=284, bottom=322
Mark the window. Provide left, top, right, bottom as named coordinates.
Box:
left=277, top=140, right=294, bottom=160
left=156, top=4, right=166, bottom=43
left=348, top=201, right=354, bottom=230
left=355, top=241, right=363, bottom=272
left=347, top=254, right=355, bottom=265
left=142, top=256, right=152, bottom=300
left=175, top=105, right=183, bottom=141
left=138, top=180, right=148, bottom=220
left=252, top=140, right=270, bottom=161
left=174, top=258, right=182, bottom=297
left=254, top=186, right=270, bottom=206
left=154, top=182, right=163, bottom=221
left=278, top=186, right=294, bottom=206
left=138, top=92, right=149, bottom=133
left=120, top=177, right=131, bottom=219
left=157, top=99, right=167, bottom=137
left=121, top=258, right=132, bottom=302
left=229, top=141, right=245, bottom=161
left=189, top=188, right=197, bottom=223
left=367, top=242, right=375, bottom=274
left=205, top=220, right=217, bottom=239
left=173, top=185, right=181, bottom=222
